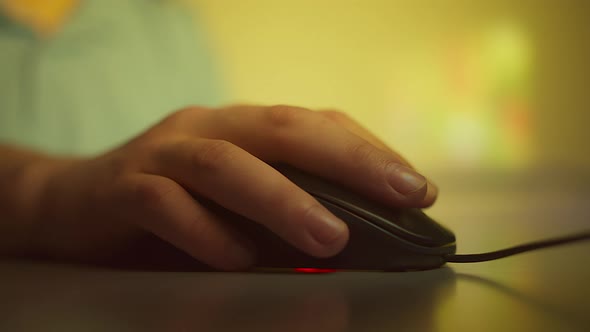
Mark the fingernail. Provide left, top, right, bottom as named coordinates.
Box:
left=307, top=206, right=347, bottom=246
left=387, top=164, right=427, bottom=195
left=424, top=180, right=439, bottom=203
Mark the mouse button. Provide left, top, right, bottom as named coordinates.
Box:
left=275, top=164, right=455, bottom=247
left=396, top=209, right=456, bottom=246
left=317, top=193, right=455, bottom=247
left=317, top=200, right=450, bottom=270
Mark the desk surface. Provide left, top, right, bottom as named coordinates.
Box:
left=1, top=171, right=589, bottom=332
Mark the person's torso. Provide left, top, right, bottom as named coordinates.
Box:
left=0, top=0, right=225, bottom=155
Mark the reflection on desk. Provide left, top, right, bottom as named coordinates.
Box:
left=1, top=250, right=589, bottom=332
left=1, top=170, right=589, bottom=331
left=0, top=262, right=455, bottom=332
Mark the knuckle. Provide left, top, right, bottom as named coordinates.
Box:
left=346, top=140, right=378, bottom=164
left=322, top=110, right=349, bottom=123
left=129, top=177, right=178, bottom=208
left=129, top=141, right=167, bottom=175
left=346, top=140, right=394, bottom=170
left=104, top=153, right=135, bottom=176
left=192, top=139, right=238, bottom=171
left=161, top=106, right=208, bottom=129
left=265, top=105, right=309, bottom=128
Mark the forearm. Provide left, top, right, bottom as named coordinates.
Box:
left=0, top=144, right=69, bottom=256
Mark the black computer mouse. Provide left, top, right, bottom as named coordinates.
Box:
left=224, top=164, right=457, bottom=271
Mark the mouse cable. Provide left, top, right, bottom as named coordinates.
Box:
left=444, top=231, right=590, bottom=263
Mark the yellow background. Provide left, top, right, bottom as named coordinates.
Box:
left=193, top=0, right=590, bottom=172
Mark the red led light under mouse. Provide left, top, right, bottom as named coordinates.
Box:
left=293, top=268, right=337, bottom=273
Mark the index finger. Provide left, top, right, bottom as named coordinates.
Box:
left=194, top=105, right=437, bottom=208
left=150, top=138, right=350, bottom=259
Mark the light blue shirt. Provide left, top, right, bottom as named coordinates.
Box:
left=0, top=0, right=225, bottom=155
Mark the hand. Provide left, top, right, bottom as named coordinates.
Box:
left=30, top=105, right=437, bottom=270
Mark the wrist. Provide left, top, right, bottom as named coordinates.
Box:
left=20, top=157, right=79, bottom=219
left=2, top=155, right=80, bottom=256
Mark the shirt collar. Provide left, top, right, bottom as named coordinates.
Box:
left=0, top=0, right=79, bottom=37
